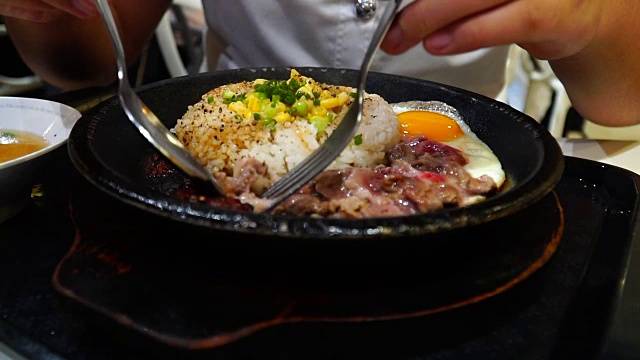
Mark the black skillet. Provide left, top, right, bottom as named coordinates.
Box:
left=68, top=67, right=564, bottom=240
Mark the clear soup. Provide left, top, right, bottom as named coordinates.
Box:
left=0, top=129, right=49, bottom=164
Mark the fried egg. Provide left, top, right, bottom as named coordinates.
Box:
left=391, top=101, right=505, bottom=188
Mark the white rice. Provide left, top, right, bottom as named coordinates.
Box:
left=174, top=80, right=400, bottom=184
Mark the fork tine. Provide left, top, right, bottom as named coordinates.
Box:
left=267, top=151, right=332, bottom=197
left=263, top=106, right=360, bottom=198
left=261, top=105, right=359, bottom=199
left=263, top=145, right=334, bottom=198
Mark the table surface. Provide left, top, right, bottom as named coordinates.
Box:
left=1, top=80, right=639, bottom=360
left=558, top=138, right=639, bottom=175
left=0, top=137, right=638, bottom=360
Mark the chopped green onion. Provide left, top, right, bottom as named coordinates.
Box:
left=353, top=134, right=363, bottom=145
left=349, top=92, right=357, bottom=98
left=0, top=132, right=17, bottom=145
left=263, top=105, right=276, bottom=118
left=310, top=116, right=328, bottom=135
left=261, top=118, right=276, bottom=131
left=222, top=90, right=234, bottom=99
left=253, top=78, right=305, bottom=103
left=223, top=92, right=247, bottom=104
left=207, top=96, right=214, bottom=104
left=313, top=99, right=321, bottom=106
left=254, top=113, right=261, bottom=120
left=0, top=132, right=15, bottom=139
left=282, top=94, right=296, bottom=105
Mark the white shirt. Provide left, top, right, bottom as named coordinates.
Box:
left=202, top=0, right=510, bottom=98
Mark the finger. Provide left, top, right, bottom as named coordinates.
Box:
left=0, top=0, right=56, bottom=12
left=0, top=3, right=61, bottom=23
left=42, top=0, right=98, bottom=18
left=381, top=0, right=513, bottom=54
left=422, top=0, right=598, bottom=60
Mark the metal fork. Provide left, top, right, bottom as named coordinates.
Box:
left=94, top=0, right=225, bottom=194
left=261, top=0, right=403, bottom=210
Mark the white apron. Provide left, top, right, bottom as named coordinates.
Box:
left=201, top=0, right=510, bottom=98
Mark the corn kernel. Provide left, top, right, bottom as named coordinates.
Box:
left=247, top=96, right=261, bottom=112
left=298, top=85, right=313, bottom=95
left=320, top=90, right=331, bottom=99
left=275, top=102, right=286, bottom=113
left=274, top=112, right=291, bottom=123
left=229, top=102, right=247, bottom=114
left=321, top=97, right=340, bottom=109
left=311, top=106, right=328, bottom=117
left=337, top=92, right=350, bottom=106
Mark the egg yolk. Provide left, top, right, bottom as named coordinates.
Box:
left=398, top=111, right=463, bottom=141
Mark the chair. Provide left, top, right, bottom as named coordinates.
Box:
left=0, top=23, right=45, bottom=96
left=521, top=53, right=572, bottom=138
left=154, top=0, right=205, bottom=78
left=498, top=45, right=572, bottom=138
left=0, top=74, right=44, bottom=96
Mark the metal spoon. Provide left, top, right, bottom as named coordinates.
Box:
left=94, top=0, right=224, bottom=194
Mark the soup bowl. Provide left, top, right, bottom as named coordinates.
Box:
left=0, top=96, right=81, bottom=223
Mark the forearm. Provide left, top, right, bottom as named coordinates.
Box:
left=6, top=15, right=117, bottom=90
left=382, top=0, right=640, bottom=127
left=5, top=0, right=172, bottom=90
left=549, top=2, right=640, bottom=127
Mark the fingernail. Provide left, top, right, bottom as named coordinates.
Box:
left=425, top=31, right=453, bottom=52
left=71, top=0, right=98, bottom=17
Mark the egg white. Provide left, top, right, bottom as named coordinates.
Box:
left=390, top=101, right=505, bottom=189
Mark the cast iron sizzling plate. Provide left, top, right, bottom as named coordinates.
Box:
left=67, top=67, right=564, bottom=239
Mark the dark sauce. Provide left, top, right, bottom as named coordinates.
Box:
left=142, top=153, right=252, bottom=212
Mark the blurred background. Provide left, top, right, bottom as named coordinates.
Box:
left=1, top=2, right=639, bottom=140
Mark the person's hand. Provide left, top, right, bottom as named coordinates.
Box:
left=381, top=0, right=602, bottom=61
left=0, top=0, right=99, bottom=23
left=381, top=0, right=640, bottom=126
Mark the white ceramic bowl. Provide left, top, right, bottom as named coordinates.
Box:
left=0, top=96, right=82, bottom=223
